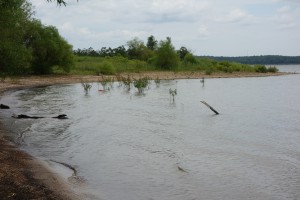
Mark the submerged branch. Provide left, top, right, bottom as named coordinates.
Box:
left=200, top=101, right=219, bottom=115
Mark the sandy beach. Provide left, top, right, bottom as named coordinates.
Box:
left=0, top=71, right=290, bottom=199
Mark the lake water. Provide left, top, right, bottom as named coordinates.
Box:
left=1, top=65, right=300, bottom=200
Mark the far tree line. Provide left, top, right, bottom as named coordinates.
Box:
left=73, top=36, right=197, bottom=70
left=73, top=36, right=194, bottom=62
left=201, top=55, right=300, bottom=65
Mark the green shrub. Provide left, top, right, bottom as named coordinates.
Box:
left=184, top=53, right=197, bottom=64
left=97, top=62, right=116, bottom=75
left=254, top=65, right=268, bottom=73
left=267, top=66, right=279, bottom=73
left=205, top=68, right=213, bottom=75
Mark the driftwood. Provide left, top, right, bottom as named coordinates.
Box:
left=12, top=114, right=44, bottom=119
left=0, top=104, right=10, bottom=109
left=200, top=101, right=219, bottom=115
left=12, top=114, right=68, bottom=119
left=52, top=114, right=68, bottom=119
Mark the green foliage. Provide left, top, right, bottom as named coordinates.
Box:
left=97, top=61, right=116, bottom=75
left=81, top=81, right=92, bottom=94
left=254, top=64, right=268, bottom=73
left=183, top=53, right=197, bottom=64
left=267, top=66, right=279, bottom=73
left=146, top=35, right=158, bottom=51
left=121, top=75, right=132, bottom=91
left=133, top=76, right=150, bottom=93
left=98, top=76, right=114, bottom=90
left=205, top=68, right=213, bottom=75
left=0, top=0, right=74, bottom=75
left=127, top=37, right=144, bottom=60
left=154, top=37, right=179, bottom=70
left=73, top=56, right=156, bottom=75
left=0, top=0, right=33, bottom=74
left=201, top=55, right=300, bottom=65
left=178, top=47, right=189, bottom=60
left=28, top=20, right=74, bottom=74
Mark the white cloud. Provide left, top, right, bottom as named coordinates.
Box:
left=28, top=0, right=300, bottom=56
left=197, top=25, right=209, bottom=38
left=274, top=5, right=299, bottom=29
left=215, top=8, right=255, bottom=24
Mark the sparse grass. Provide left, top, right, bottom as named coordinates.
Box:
left=98, top=76, right=114, bottom=90
left=169, top=88, right=177, bottom=102
left=121, top=75, right=132, bottom=91
left=81, top=81, right=92, bottom=94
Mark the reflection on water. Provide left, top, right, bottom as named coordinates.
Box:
left=2, top=66, right=300, bottom=200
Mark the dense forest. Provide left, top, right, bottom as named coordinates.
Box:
left=0, top=0, right=74, bottom=75
left=200, top=55, right=300, bottom=65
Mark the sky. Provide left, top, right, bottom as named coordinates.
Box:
left=29, top=0, right=300, bottom=56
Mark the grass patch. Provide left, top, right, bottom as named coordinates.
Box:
left=69, top=55, right=279, bottom=75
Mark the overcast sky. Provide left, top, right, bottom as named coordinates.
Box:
left=29, top=0, right=300, bottom=56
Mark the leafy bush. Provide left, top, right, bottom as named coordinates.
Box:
left=29, top=20, right=74, bottom=74
left=154, top=37, right=179, bottom=70
left=133, top=77, right=150, bottom=93
left=184, top=53, right=197, bottom=64
left=97, top=61, right=116, bottom=75
left=267, top=66, right=279, bottom=73
left=254, top=65, right=268, bottom=73
left=205, top=68, right=213, bottom=75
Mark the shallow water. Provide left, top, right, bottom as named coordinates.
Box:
left=1, top=65, right=300, bottom=200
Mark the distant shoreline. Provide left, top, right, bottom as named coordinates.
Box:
left=0, top=71, right=293, bottom=199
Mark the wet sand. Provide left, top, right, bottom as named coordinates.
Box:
left=0, top=71, right=290, bottom=199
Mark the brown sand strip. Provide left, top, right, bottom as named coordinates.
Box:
left=0, top=138, right=79, bottom=200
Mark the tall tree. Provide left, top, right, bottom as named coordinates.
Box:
left=0, top=0, right=33, bottom=74
left=155, top=37, right=179, bottom=70
left=146, top=35, right=157, bottom=51
left=26, top=20, right=74, bottom=74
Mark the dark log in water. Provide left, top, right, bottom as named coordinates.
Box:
left=12, top=114, right=68, bottom=119
left=200, top=101, right=219, bottom=115
left=12, top=114, right=44, bottom=119
left=0, top=104, right=10, bottom=109
left=52, top=114, right=68, bottom=119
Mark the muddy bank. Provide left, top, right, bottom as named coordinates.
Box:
left=0, top=137, right=79, bottom=200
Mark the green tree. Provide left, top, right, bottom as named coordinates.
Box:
left=126, top=37, right=153, bottom=61
left=177, top=46, right=189, bottom=60
left=26, top=20, right=74, bottom=74
left=155, top=37, right=179, bottom=70
left=146, top=35, right=157, bottom=51
left=0, top=0, right=33, bottom=74
left=183, top=53, right=197, bottom=64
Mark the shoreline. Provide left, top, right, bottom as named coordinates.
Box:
left=0, top=71, right=291, bottom=93
left=0, top=71, right=293, bottom=199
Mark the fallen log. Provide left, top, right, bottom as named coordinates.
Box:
left=200, top=101, right=219, bottom=115
left=52, top=114, right=68, bottom=119
left=12, top=114, right=68, bottom=119
left=12, top=114, right=44, bottom=119
left=0, top=104, right=10, bottom=109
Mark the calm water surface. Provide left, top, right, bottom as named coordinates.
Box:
left=1, top=65, right=300, bottom=200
